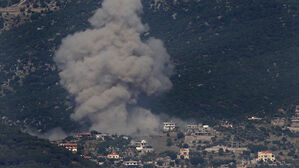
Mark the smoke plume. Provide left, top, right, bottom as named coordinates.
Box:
left=54, top=0, right=173, bottom=135
left=25, top=127, right=68, bottom=141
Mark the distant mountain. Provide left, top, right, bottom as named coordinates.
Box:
left=0, top=0, right=298, bottom=132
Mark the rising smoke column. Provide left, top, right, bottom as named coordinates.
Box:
left=54, top=0, right=173, bottom=135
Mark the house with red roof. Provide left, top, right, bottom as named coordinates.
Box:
left=257, top=151, right=275, bottom=162
left=107, top=152, right=120, bottom=160
left=178, top=148, right=190, bottom=159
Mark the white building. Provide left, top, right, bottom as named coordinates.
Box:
left=123, top=161, right=139, bottom=166
left=248, top=116, right=262, bottom=120
left=195, top=124, right=214, bottom=136
left=202, top=125, right=209, bottom=129
left=136, top=140, right=154, bottom=153
left=59, top=143, right=78, bottom=153
left=291, top=105, right=299, bottom=126
left=187, top=124, right=198, bottom=129
left=163, top=122, right=176, bottom=132
left=288, top=105, right=299, bottom=132
left=136, top=140, right=147, bottom=151
left=95, top=134, right=105, bottom=140
left=204, top=145, right=248, bottom=154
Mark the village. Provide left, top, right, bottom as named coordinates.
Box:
left=51, top=106, right=299, bottom=168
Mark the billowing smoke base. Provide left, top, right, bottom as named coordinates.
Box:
left=54, top=0, right=173, bottom=135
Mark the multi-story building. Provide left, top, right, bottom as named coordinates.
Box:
left=59, top=143, right=78, bottom=153
left=136, top=139, right=148, bottom=151
left=186, top=124, right=199, bottom=135
left=196, top=125, right=213, bottom=136
left=163, top=122, right=176, bottom=132
left=123, top=161, right=139, bottom=166
left=291, top=106, right=299, bottom=125
left=288, top=105, right=299, bottom=132
left=257, top=151, right=275, bottom=162
left=136, top=140, right=154, bottom=153
left=187, top=124, right=198, bottom=129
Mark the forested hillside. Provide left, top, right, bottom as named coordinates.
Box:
left=144, top=0, right=299, bottom=121
left=0, top=123, right=98, bottom=168
left=0, top=0, right=298, bottom=132
left=0, top=0, right=103, bottom=131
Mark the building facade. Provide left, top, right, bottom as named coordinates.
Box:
left=163, top=122, right=176, bottom=132
left=59, top=143, right=78, bottom=153
left=123, top=161, right=138, bottom=166
left=178, top=148, right=190, bottom=159
left=257, top=151, right=275, bottom=162
left=107, top=152, right=120, bottom=159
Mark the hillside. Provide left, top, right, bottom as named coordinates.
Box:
left=144, top=0, right=299, bottom=121
left=0, top=0, right=298, bottom=132
left=0, top=123, right=98, bottom=168
left=0, top=0, right=70, bottom=33
left=0, top=0, right=102, bottom=131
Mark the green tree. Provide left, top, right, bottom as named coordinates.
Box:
left=190, top=153, right=204, bottom=166
left=218, top=148, right=224, bottom=156
left=159, top=151, right=177, bottom=160
left=177, top=132, right=184, bottom=139
left=167, top=138, right=173, bottom=146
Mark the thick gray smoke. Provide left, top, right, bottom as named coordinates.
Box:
left=54, top=0, right=173, bottom=135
